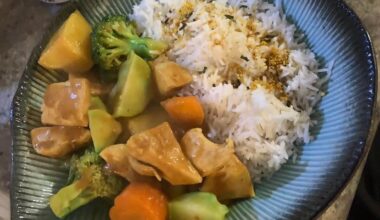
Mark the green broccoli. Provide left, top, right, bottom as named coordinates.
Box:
left=169, top=192, right=229, bottom=220
left=49, top=150, right=125, bottom=218
left=92, top=15, right=168, bottom=72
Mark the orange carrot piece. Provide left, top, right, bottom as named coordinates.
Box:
left=109, top=182, right=168, bottom=220
left=161, top=96, right=204, bottom=128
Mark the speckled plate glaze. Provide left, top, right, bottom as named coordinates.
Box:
left=11, top=0, right=378, bottom=219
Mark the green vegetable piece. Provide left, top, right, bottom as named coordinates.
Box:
left=110, top=51, right=153, bottom=118
left=89, top=96, right=107, bottom=111
left=49, top=150, right=124, bottom=218
left=126, top=104, right=170, bottom=135
left=130, top=37, right=168, bottom=60
left=91, top=15, right=168, bottom=72
left=50, top=172, right=97, bottom=218
left=89, top=109, right=122, bottom=152
left=169, top=192, right=229, bottom=220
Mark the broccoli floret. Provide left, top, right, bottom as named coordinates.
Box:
left=50, top=150, right=125, bottom=218
left=92, top=15, right=168, bottom=72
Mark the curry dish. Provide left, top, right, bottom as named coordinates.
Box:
left=31, top=9, right=254, bottom=220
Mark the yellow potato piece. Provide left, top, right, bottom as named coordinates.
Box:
left=38, top=10, right=94, bottom=73
left=152, top=61, right=193, bottom=97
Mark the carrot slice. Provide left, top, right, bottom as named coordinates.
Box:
left=109, top=182, right=168, bottom=220
left=161, top=96, right=204, bottom=128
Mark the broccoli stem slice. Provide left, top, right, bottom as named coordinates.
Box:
left=129, top=37, right=168, bottom=59
left=49, top=173, right=97, bottom=218
left=143, top=38, right=169, bottom=56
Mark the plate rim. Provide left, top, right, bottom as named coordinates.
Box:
left=311, top=0, right=379, bottom=218
left=9, top=0, right=379, bottom=219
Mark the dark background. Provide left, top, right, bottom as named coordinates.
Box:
left=349, top=127, right=380, bottom=220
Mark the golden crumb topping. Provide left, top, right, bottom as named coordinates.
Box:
left=179, top=1, right=194, bottom=17
left=250, top=78, right=288, bottom=102
left=266, top=48, right=289, bottom=74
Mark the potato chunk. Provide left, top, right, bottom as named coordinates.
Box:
left=38, top=10, right=94, bottom=73
left=41, top=78, right=91, bottom=127
left=31, top=126, right=91, bottom=158
left=88, top=109, right=122, bottom=153
left=152, top=61, right=192, bottom=97
left=126, top=104, right=170, bottom=135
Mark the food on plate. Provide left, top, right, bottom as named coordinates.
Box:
left=161, top=96, right=204, bottom=128
left=128, top=156, right=162, bottom=181
left=31, top=126, right=90, bottom=158
left=89, top=96, right=107, bottom=111
left=152, top=61, right=193, bottom=97
left=49, top=150, right=124, bottom=218
left=91, top=15, right=168, bottom=72
left=115, top=118, right=132, bottom=143
left=124, top=104, right=170, bottom=135
left=100, top=144, right=151, bottom=183
left=168, top=192, right=229, bottom=220
left=88, top=109, right=122, bottom=152
left=181, top=128, right=234, bottom=177
left=131, top=0, right=325, bottom=181
left=109, top=51, right=154, bottom=117
left=41, top=78, right=91, bottom=127
left=201, top=154, right=255, bottom=201
left=125, top=122, right=202, bottom=185
left=110, top=182, right=168, bottom=220
left=69, top=71, right=113, bottom=96
left=30, top=0, right=328, bottom=217
left=38, top=10, right=93, bottom=73
left=163, top=184, right=187, bottom=200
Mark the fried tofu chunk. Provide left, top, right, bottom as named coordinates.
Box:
left=126, top=122, right=202, bottom=185
left=100, top=144, right=156, bottom=183
left=31, top=126, right=91, bottom=158
left=69, top=71, right=112, bottom=96
left=181, top=128, right=234, bottom=177
left=152, top=61, right=192, bottom=97
left=41, top=78, right=91, bottom=127
left=128, top=157, right=162, bottom=181
left=201, top=155, right=255, bottom=201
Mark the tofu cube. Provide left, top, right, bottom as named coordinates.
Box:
left=31, top=126, right=91, bottom=158
left=41, top=78, right=91, bottom=127
left=69, top=71, right=112, bottom=96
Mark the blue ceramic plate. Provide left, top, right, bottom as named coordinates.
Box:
left=11, top=0, right=378, bottom=219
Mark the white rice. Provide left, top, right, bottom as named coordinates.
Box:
left=131, top=0, right=328, bottom=181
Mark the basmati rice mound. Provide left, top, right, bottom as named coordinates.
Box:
left=132, top=0, right=328, bottom=181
